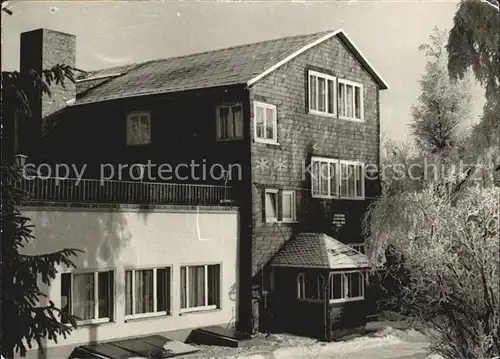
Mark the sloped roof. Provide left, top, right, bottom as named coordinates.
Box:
left=270, top=233, right=369, bottom=270
left=73, top=29, right=388, bottom=106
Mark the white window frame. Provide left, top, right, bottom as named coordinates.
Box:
left=329, top=271, right=365, bottom=304
left=124, top=267, right=171, bottom=320
left=337, top=79, right=364, bottom=122
left=264, top=189, right=297, bottom=223
left=281, top=190, right=296, bottom=222
left=180, top=264, right=221, bottom=313
left=339, top=160, right=365, bottom=200
left=265, top=189, right=279, bottom=223
left=308, top=70, right=337, bottom=118
left=61, top=270, right=114, bottom=326
left=216, top=103, right=243, bottom=141
left=310, top=157, right=365, bottom=200
left=126, top=112, right=151, bottom=146
left=254, top=101, right=278, bottom=144
left=297, top=272, right=326, bottom=302
left=311, top=156, right=339, bottom=199
left=349, top=243, right=365, bottom=254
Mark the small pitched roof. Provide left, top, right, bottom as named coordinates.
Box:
left=74, top=29, right=388, bottom=106
left=270, top=233, right=369, bottom=270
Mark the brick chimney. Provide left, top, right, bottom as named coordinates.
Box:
left=19, top=29, right=76, bottom=151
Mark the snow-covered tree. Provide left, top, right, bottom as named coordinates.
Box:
left=363, top=24, right=499, bottom=358
left=410, top=28, right=472, bottom=157
left=447, top=0, right=499, bottom=158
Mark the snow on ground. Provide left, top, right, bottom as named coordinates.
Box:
left=177, top=323, right=432, bottom=359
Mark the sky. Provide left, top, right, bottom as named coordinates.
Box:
left=1, top=0, right=485, bottom=142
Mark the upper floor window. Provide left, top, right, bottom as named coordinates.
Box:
left=339, top=161, right=364, bottom=199
left=254, top=101, right=278, bottom=144
left=307, top=70, right=364, bottom=122
left=308, top=70, right=336, bottom=117
left=338, top=79, right=364, bottom=121
left=265, top=188, right=297, bottom=223
left=311, top=156, right=364, bottom=200
left=127, top=112, right=151, bottom=146
left=281, top=190, right=296, bottom=222
left=217, top=104, right=243, bottom=140
left=61, top=270, right=114, bottom=325
left=265, top=189, right=279, bottom=222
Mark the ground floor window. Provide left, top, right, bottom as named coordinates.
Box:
left=61, top=270, right=114, bottom=324
left=297, top=272, right=325, bottom=300
left=329, top=271, right=365, bottom=303
left=125, top=267, right=171, bottom=319
left=296, top=271, right=365, bottom=303
left=180, top=264, right=221, bottom=312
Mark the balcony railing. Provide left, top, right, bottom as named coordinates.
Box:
left=16, top=177, right=235, bottom=207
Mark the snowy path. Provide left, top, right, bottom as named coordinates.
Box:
left=271, top=331, right=431, bottom=359
left=274, top=335, right=428, bottom=359
left=180, top=325, right=435, bottom=359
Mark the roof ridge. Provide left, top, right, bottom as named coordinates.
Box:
left=319, top=234, right=331, bottom=268
left=150, top=30, right=335, bottom=62
left=80, top=30, right=335, bottom=75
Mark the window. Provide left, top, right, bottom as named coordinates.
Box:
left=311, top=157, right=364, bottom=200
left=308, top=70, right=336, bottom=116
left=125, top=267, right=171, bottom=319
left=61, top=271, right=114, bottom=325
left=297, top=272, right=325, bottom=300
left=127, top=112, right=151, bottom=145
left=265, top=189, right=279, bottom=222
left=338, top=80, right=363, bottom=121
left=339, top=161, right=364, bottom=199
left=180, top=264, right=221, bottom=312
left=311, top=157, right=338, bottom=198
left=349, top=243, right=365, bottom=254
left=281, top=190, right=296, bottom=222
left=254, top=101, right=278, bottom=144
left=264, top=189, right=297, bottom=223
left=329, top=272, right=365, bottom=303
left=217, top=104, right=243, bottom=140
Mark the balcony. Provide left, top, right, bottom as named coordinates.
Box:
left=16, top=177, right=235, bottom=207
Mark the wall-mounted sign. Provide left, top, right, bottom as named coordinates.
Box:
left=332, top=212, right=347, bottom=229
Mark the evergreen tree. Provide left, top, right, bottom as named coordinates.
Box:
left=1, top=5, right=83, bottom=355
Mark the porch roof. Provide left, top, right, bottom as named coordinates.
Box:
left=269, top=232, right=369, bottom=270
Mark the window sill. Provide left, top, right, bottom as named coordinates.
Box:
left=297, top=298, right=365, bottom=304
left=216, top=137, right=244, bottom=142
left=125, top=312, right=170, bottom=323
left=339, top=196, right=365, bottom=201
left=311, top=194, right=365, bottom=201
left=179, top=306, right=220, bottom=316
left=254, top=138, right=279, bottom=146
left=308, top=110, right=337, bottom=118
left=126, top=143, right=151, bottom=147
left=329, top=297, right=364, bottom=304
left=64, top=318, right=112, bottom=328
left=338, top=115, right=364, bottom=123
left=266, top=219, right=298, bottom=224
left=297, top=298, right=324, bottom=303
